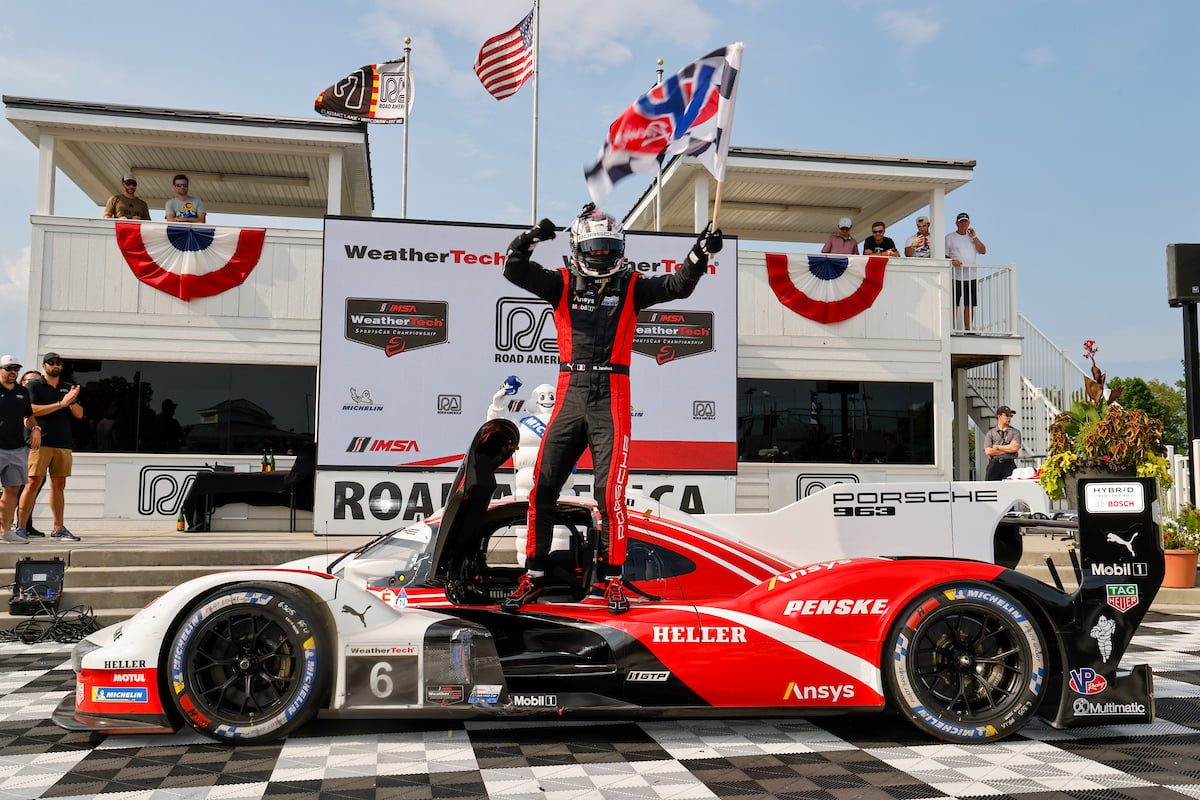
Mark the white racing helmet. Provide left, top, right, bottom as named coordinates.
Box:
left=532, top=383, right=556, bottom=410
left=568, top=207, right=627, bottom=279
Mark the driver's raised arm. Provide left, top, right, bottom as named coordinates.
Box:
left=503, top=219, right=563, bottom=304
left=634, top=224, right=723, bottom=308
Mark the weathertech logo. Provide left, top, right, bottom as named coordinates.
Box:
left=345, top=298, right=448, bottom=356
left=346, top=437, right=420, bottom=453
left=633, top=309, right=715, bottom=363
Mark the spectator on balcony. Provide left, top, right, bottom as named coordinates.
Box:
left=103, top=175, right=150, bottom=220
left=862, top=221, right=900, bottom=256
left=984, top=405, right=1021, bottom=481
left=945, top=212, right=987, bottom=331
left=165, top=174, right=207, bottom=223
left=820, top=217, right=858, bottom=255
left=904, top=216, right=933, bottom=258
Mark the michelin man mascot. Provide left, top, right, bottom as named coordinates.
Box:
left=485, top=376, right=572, bottom=499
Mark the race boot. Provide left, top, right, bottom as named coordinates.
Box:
left=501, top=572, right=544, bottom=612
left=603, top=576, right=630, bottom=615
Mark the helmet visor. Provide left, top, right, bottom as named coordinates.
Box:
left=575, top=235, right=625, bottom=275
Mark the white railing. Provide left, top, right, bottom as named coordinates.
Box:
left=1019, top=314, right=1089, bottom=411
left=1019, top=377, right=1058, bottom=464
left=951, top=264, right=1017, bottom=336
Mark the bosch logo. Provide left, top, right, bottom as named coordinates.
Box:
left=692, top=401, right=716, bottom=420
left=346, top=437, right=420, bottom=453
left=436, top=394, right=462, bottom=415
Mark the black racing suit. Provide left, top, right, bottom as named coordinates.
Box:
left=504, top=247, right=710, bottom=576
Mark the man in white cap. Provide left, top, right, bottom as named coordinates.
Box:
left=945, top=212, right=987, bottom=330
left=905, top=216, right=933, bottom=258
left=103, top=175, right=150, bottom=220
left=820, top=217, right=859, bottom=255
left=0, top=356, right=40, bottom=543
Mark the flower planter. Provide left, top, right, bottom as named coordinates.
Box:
left=1163, top=549, right=1199, bottom=589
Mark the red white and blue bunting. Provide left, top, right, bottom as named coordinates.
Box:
left=764, top=253, right=888, bottom=324
left=114, top=222, right=266, bottom=301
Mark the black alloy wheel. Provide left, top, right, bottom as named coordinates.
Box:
left=886, top=583, right=1046, bottom=742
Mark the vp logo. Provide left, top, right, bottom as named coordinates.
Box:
left=437, top=394, right=462, bottom=414
left=692, top=401, right=716, bottom=420
left=496, top=297, right=556, bottom=354
left=138, top=465, right=213, bottom=516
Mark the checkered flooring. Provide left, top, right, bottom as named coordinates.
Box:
left=3, top=613, right=1200, bottom=799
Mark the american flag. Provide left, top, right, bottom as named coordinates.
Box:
left=474, top=8, right=535, bottom=100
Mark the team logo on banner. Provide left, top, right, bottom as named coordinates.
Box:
left=345, top=298, right=448, bottom=356
left=764, top=253, right=887, bottom=324
left=114, top=222, right=266, bottom=301
left=633, top=310, right=714, bottom=364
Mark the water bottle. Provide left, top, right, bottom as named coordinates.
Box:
left=268, top=451, right=276, bottom=472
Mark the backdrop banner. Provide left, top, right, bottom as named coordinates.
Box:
left=318, top=216, right=737, bottom=469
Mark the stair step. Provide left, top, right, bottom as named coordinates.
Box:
left=0, top=608, right=136, bottom=633
left=55, top=565, right=267, bottom=588
left=0, top=546, right=343, bottom=570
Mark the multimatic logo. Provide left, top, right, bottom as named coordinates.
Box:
left=347, top=437, right=420, bottom=453
left=345, top=298, right=448, bottom=356
left=495, top=297, right=559, bottom=364
left=633, top=310, right=714, bottom=365
left=436, top=395, right=462, bottom=415
left=692, top=401, right=716, bottom=420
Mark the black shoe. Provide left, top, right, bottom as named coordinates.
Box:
left=603, top=577, right=630, bottom=615
left=501, top=573, right=543, bottom=612
left=24, top=525, right=45, bottom=538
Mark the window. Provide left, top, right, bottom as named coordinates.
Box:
left=737, top=378, right=934, bottom=464
left=625, top=540, right=696, bottom=582
left=58, top=359, right=315, bottom=455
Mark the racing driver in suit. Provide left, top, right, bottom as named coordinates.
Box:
left=500, top=204, right=722, bottom=614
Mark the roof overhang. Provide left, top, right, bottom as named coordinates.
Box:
left=4, top=96, right=373, bottom=218
left=624, top=147, right=975, bottom=242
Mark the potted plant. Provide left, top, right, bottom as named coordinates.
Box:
left=1162, top=506, right=1200, bottom=589
left=1038, top=340, right=1171, bottom=502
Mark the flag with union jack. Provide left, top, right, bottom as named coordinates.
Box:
left=585, top=42, right=743, bottom=204
left=474, top=8, right=535, bottom=100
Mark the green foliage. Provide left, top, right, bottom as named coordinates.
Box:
left=1163, top=505, right=1200, bottom=551
left=1111, top=376, right=1187, bottom=451
left=1038, top=452, right=1078, bottom=501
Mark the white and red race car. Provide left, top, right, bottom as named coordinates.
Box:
left=55, top=421, right=1162, bottom=744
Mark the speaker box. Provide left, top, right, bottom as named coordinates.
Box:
left=1167, top=244, right=1200, bottom=306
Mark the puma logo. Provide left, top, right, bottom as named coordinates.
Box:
left=341, top=605, right=370, bottom=628
left=1107, top=531, right=1138, bottom=557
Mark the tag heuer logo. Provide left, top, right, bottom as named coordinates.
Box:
left=1106, top=584, right=1139, bottom=613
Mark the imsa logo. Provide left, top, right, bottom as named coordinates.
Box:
left=627, top=670, right=670, bottom=682
left=346, top=437, right=421, bottom=453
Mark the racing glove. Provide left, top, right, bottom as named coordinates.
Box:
left=507, top=218, right=558, bottom=256
left=687, top=223, right=724, bottom=264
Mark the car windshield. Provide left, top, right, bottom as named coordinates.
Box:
left=333, top=519, right=439, bottom=583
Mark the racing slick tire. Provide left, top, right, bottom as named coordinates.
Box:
left=165, top=583, right=329, bottom=743
left=884, top=582, right=1046, bottom=743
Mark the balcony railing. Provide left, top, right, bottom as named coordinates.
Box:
left=951, top=264, right=1017, bottom=337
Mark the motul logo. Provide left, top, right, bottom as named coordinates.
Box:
left=381, top=302, right=417, bottom=313
left=346, top=437, right=420, bottom=453
left=111, top=673, right=147, bottom=683
left=784, top=598, right=889, bottom=616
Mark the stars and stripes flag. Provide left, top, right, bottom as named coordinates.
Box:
left=585, top=43, right=743, bottom=204
left=474, top=8, right=535, bottom=100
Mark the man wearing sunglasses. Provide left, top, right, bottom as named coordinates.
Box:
left=0, top=356, right=39, bottom=544
left=165, top=174, right=207, bottom=223
left=103, top=174, right=150, bottom=220
left=15, top=354, right=82, bottom=542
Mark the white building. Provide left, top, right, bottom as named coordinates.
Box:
left=4, top=96, right=1085, bottom=529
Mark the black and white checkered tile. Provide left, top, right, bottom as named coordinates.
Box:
left=3, top=613, right=1200, bottom=799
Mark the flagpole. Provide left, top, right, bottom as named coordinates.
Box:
left=654, top=57, right=664, bottom=232
left=402, top=37, right=412, bottom=218
left=712, top=180, right=724, bottom=231
left=530, top=0, right=540, bottom=224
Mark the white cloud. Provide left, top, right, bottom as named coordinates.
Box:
left=1025, top=46, right=1054, bottom=67
left=876, top=10, right=942, bottom=47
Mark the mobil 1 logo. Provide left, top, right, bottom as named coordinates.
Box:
left=346, top=298, right=448, bottom=357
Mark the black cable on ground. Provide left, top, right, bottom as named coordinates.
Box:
left=0, top=583, right=99, bottom=644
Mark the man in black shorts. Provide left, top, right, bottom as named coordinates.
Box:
left=0, top=356, right=40, bottom=543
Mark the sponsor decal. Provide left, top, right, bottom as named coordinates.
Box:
left=91, top=687, right=149, bottom=703
left=110, top=673, right=147, bottom=683
left=103, top=660, right=147, bottom=670
left=343, top=244, right=507, bottom=265
left=943, top=588, right=1027, bottom=623
left=784, top=598, right=888, bottom=616
left=1106, top=531, right=1139, bottom=557
left=692, top=400, right=716, bottom=420
left=426, top=685, right=465, bottom=704
left=519, top=415, right=547, bottom=438
left=1084, top=482, right=1145, bottom=514
left=1091, top=614, right=1117, bottom=662
left=343, top=387, right=384, bottom=412
left=1089, top=563, right=1148, bottom=577
left=915, top=707, right=996, bottom=739
left=652, top=626, right=746, bottom=643
left=511, top=694, right=557, bottom=708
left=138, top=465, right=212, bottom=516
left=469, top=684, right=502, bottom=704
left=377, top=587, right=409, bottom=608
left=346, top=436, right=420, bottom=453
left=797, top=473, right=858, bottom=499
left=347, top=644, right=418, bottom=656
left=633, top=309, right=714, bottom=363
left=494, top=297, right=559, bottom=364
left=1068, top=667, right=1108, bottom=695
left=627, top=670, right=671, bottom=682
left=436, top=394, right=462, bottom=415
left=833, top=489, right=999, bottom=518
left=1106, top=584, right=1139, bottom=613
left=340, top=605, right=370, bottom=628
left=768, top=560, right=851, bottom=590
left=783, top=682, right=856, bottom=702
left=345, top=298, right=448, bottom=356
left=1072, top=697, right=1147, bottom=716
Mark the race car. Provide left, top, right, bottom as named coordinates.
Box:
left=55, top=420, right=1164, bottom=744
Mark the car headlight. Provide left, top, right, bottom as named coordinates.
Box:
left=71, top=638, right=101, bottom=674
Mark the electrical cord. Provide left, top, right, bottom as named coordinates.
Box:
left=0, top=582, right=99, bottom=644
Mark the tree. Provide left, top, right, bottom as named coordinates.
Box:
left=1111, top=376, right=1188, bottom=452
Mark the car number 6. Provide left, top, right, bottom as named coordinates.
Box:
left=370, top=661, right=394, bottom=698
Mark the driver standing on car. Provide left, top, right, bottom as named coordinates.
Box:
left=499, top=204, right=722, bottom=614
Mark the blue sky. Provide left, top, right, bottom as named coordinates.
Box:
left=0, top=0, right=1193, bottom=384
